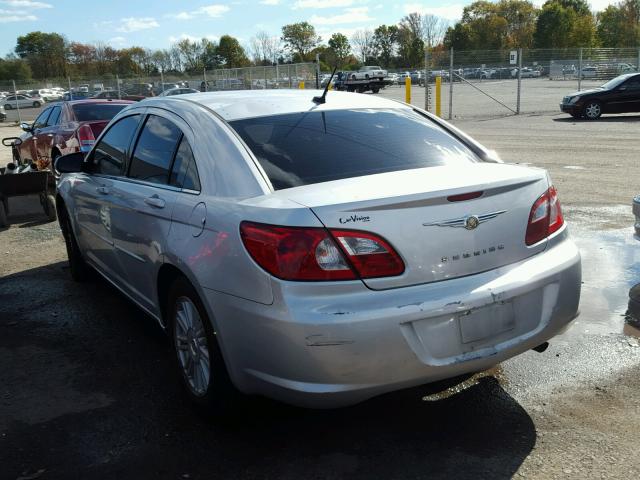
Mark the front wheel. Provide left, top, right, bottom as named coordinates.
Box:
left=59, top=206, right=89, bottom=281
left=33, top=101, right=41, bottom=108
left=583, top=101, right=602, bottom=120
left=4, top=104, right=11, bottom=110
left=169, top=278, right=239, bottom=416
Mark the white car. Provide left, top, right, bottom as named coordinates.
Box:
left=3, top=94, right=42, bottom=109
left=349, top=66, right=388, bottom=81
left=580, top=66, right=597, bottom=79
left=54, top=90, right=581, bottom=411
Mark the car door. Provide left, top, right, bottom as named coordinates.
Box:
left=18, top=107, right=51, bottom=164
left=107, top=111, right=187, bottom=313
left=35, top=104, right=61, bottom=170
left=617, top=76, right=640, bottom=113
left=70, top=113, right=143, bottom=283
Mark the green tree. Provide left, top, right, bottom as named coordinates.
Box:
left=216, top=35, right=249, bottom=68
left=327, top=33, right=351, bottom=66
left=373, top=25, right=398, bottom=67
left=15, top=31, right=67, bottom=78
left=597, top=0, right=640, bottom=47
left=0, top=58, right=32, bottom=81
left=534, top=0, right=596, bottom=48
left=281, top=22, right=320, bottom=61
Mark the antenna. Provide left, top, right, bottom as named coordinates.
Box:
left=313, top=66, right=338, bottom=104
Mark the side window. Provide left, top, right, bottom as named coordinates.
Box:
left=169, top=137, right=201, bottom=191
left=625, top=77, right=640, bottom=90
left=92, top=115, right=141, bottom=176
left=128, top=115, right=182, bottom=184
left=47, top=106, right=61, bottom=126
left=33, top=109, right=52, bottom=129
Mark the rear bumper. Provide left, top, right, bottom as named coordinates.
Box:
left=205, top=232, right=581, bottom=408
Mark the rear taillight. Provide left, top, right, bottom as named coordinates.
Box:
left=76, top=124, right=95, bottom=153
left=525, top=186, right=564, bottom=246
left=240, top=222, right=404, bottom=281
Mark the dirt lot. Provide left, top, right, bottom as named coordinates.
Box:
left=1, top=112, right=640, bottom=479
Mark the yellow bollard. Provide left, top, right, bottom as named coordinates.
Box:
left=405, top=76, right=411, bottom=104
left=328, top=83, right=333, bottom=90
left=435, top=76, right=442, bottom=117
left=299, top=80, right=305, bottom=89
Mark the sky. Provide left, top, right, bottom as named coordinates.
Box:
left=0, top=0, right=619, bottom=56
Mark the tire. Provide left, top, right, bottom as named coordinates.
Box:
left=0, top=200, right=7, bottom=228
left=59, top=206, right=89, bottom=282
left=33, top=101, right=41, bottom=108
left=168, top=277, right=239, bottom=416
left=4, top=104, right=11, bottom=110
left=51, top=151, right=61, bottom=179
left=583, top=101, right=602, bottom=120
left=371, top=87, right=380, bottom=94
left=43, top=194, right=57, bottom=221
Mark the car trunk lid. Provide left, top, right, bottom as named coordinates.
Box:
left=282, top=163, right=549, bottom=290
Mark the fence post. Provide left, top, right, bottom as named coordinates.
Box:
left=405, top=76, right=411, bottom=104
left=12, top=79, right=21, bottom=125
left=435, top=76, right=442, bottom=117
left=424, top=49, right=429, bottom=111
left=637, top=48, right=639, bottom=72
left=516, top=48, right=522, bottom=114
left=578, top=48, right=583, bottom=91
left=315, top=53, right=320, bottom=89
left=449, top=47, right=454, bottom=120
left=68, top=76, right=73, bottom=101
left=265, top=66, right=268, bottom=90
left=116, top=74, right=121, bottom=99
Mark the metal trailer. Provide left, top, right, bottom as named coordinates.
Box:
left=333, top=72, right=391, bottom=94
left=0, top=137, right=56, bottom=227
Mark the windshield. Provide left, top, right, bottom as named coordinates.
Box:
left=601, top=75, right=632, bottom=90
left=230, top=108, right=478, bottom=190
left=72, top=103, right=128, bottom=122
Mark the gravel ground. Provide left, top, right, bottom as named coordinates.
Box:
left=1, top=112, right=639, bottom=479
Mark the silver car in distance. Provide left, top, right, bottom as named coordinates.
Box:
left=55, top=90, right=581, bottom=411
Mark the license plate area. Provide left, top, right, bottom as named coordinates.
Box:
left=458, top=302, right=515, bottom=344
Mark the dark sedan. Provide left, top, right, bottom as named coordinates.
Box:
left=560, top=73, right=640, bottom=120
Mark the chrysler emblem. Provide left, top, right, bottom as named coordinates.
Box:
left=465, top=215, right=480, bottom=230
left=423, top=210, right=507, bottom=229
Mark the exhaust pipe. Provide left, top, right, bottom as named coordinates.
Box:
left=532, top=342, right=549, bottom=353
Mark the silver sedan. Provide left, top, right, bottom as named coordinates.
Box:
left=54, top=90, right=582, bottom=412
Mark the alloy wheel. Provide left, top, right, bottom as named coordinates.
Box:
left=585, top=102, right=601, bottom=119
left=174, top=296, right=211, bottom=396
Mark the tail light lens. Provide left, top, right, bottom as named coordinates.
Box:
left=240, top=222, right=404, bottom=281
left=76, top=124, right=95, bottom=153
left=525, top=186, right=564, bottom=246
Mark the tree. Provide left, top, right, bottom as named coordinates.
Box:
left=351, top=29, right=375, bottom=63
left=597, top=0, right=640, bottom=47
left=0, top=58, right=32, bottom=81
left=327, top=33, right=351, bottom=66
left=397, top=15, right=426, bottom=66
left=216, top=35, right=249, bottom=68
left=534, top=0, right=596, bottom=48
left=15, top=31, right=67, bottom=78
left=422, top=14, right=448, bottom=48
left=373, top=25, right=398, bottom=67
left=249, top=31, right=281, bottom=65
left=281, top=22, right=320, bottom=61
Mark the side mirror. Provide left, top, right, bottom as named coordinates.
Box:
left=20, top=122, right=32, bottom=132
left=55, top=152, right=85, bottom=174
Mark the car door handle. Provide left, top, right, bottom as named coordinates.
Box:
left=144, top=195, right=165, bottom=209
left=96, top=186, right=110, bottom=195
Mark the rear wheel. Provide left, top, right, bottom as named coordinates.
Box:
left=42, top=194, right=56, bottom=222
left=59, top=206, right=89, bottom=282
left=583, top=101, right=602, bottom=120
left=33, top=101, right=41, bottom=108
left=0, top=200, right=7, bottom=228
left=169, top=278, right=239, bottom=416
left=4, top=104, right=11, bottom=110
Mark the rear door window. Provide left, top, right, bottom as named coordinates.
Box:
left=128, top=115, right=182, bottom=185
left=169, top=137, right=201, bottom=191
left=72, top=103, right=128, bottom=122
left=92, top=115, right=141, bottom=176
left=230, top=109, right=478, bottom=190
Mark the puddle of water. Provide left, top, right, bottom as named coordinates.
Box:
left=559, top=224, right=640, bottom=340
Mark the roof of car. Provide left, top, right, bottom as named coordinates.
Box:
left=65, top=99, right=135, bottom=106
left=144, top=89, right=408, bottom=121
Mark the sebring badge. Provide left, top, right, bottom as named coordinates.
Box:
left=423, top=210, right=507, bottom=230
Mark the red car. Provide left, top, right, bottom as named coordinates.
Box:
left=14, top=99, right=134, bottom=173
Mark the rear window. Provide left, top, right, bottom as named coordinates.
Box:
left=72, top=103, right=128, bottom=122
left=230, top=109, right=477, bottom=190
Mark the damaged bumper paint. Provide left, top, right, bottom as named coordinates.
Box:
left=203, top=229, right=581, bottom=408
